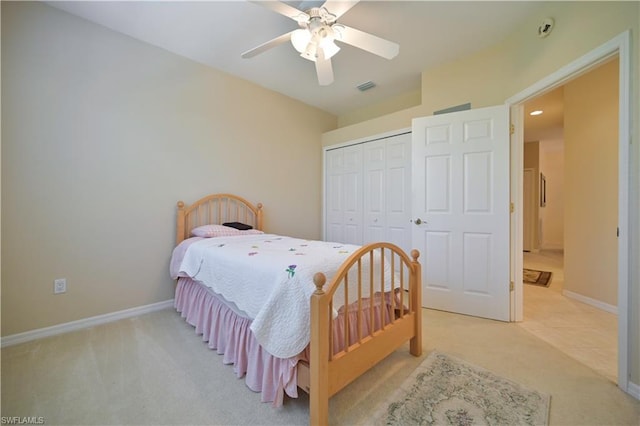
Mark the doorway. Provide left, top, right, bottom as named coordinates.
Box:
left=508, top=31, right=630, bottom=393
left=518, top=67, right=619, bottom=382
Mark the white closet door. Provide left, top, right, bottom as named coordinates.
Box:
left=342, top=145, right=363, bottom=244
left=363, top=140, right=386, bottom=244
left=325, top=148, right=345, bottom=243
left=325, top=144, right=363, bottom=245
left=325, top=131, right=410, bottom=249
left=385, top=133, right=412, bottom=254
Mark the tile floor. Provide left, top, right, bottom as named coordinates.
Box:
left=518, top=249, right=618, bottom=383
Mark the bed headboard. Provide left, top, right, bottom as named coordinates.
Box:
left=176, top=193, right=263, bottom=245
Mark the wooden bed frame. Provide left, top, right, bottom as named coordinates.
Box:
left=176, top=193, right=422, bottom=425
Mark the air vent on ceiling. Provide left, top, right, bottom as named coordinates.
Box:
left=357, top=81, right=376, bottom=92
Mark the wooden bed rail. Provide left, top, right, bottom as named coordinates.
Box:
left=176, top=193, right=263, bottom=244
left=309, top=243, right=422, bottom=425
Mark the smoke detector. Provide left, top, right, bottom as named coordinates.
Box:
left=538, top=18, right=554, bottom=38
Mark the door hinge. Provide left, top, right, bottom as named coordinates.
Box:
left=510, top=202, right=514, bottom=213
left=510, top=281, right=514, bottom=291
left=510, top=123, right=515, bottom=135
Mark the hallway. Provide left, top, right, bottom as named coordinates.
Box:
left=518, top=250, right=618, bottom=383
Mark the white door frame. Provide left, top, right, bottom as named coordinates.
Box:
left=506, top=31, right=631, bottom=394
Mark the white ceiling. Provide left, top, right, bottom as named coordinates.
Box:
left=47, top=0, right=548, bottom=116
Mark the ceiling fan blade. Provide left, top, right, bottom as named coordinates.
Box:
left=336, top=24, right=399, bottom=60
left=248, top=0, right=310, bottom=23
left=241, top=31, right=294, bottom=58
left=320, top=0, right=359, bottom=19
left=315, top=48, right=334, bottom=86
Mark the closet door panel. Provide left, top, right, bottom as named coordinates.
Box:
left=385, top=133, right=412, bottom=254
left=363, top=141, right=386, bottom=244
left=325, top=144, right=363, bottom=245
left=342, top=145, right=363, bottom=245
left=325, top=149, right=345, bottom=243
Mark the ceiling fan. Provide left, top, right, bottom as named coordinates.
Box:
left=241, top=0, right=399, bottom=86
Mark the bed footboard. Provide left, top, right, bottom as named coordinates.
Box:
left=308, top=243, right=422, bottom=425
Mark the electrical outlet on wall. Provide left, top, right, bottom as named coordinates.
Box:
left=54, top=278, right=66, bottom=294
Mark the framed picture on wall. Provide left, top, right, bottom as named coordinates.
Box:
left=540, top=173, right=546, bottom=207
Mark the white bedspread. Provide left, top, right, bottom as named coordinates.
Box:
left=174, top=234, right=392, bottom=358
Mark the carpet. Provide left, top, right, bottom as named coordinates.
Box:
left=372, top=351, right=550, bottom=426
left=523, top=268, right=552, bottom=287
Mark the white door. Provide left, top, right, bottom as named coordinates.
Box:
left=325, top=144, right=363, bottom=245
left=384, top=133, right=412, bottom=254
left=325, top=148, right=345, bottom=243
left=412, top=105, right=510, bottom=321
left=363, top=140, right=386, bottom=244
left=362, top=133, right=412, bottom=254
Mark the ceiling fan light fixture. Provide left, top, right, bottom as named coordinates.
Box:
left=291, top=29, right=312, bottom=53
left=300, top=42, right=318, bottom=61
left=244, top=0, right=400, bottom=86
left=320, top=38, right=340, bottom=59
left=331, top=24, right=345, bottom=41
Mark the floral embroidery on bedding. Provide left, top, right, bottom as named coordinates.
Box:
left=286, top=265, right=297, bottom=278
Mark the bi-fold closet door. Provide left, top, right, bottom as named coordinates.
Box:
left=324, top=132, right=411, bottom=254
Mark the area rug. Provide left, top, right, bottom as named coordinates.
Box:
left=523, top=268, right=552, bottom=287
left=372, top=351, right=550, bottom=426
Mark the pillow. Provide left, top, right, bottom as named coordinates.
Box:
left=191, top=224, right=241, bottom=238
left=223, top=221, right=253, bottom=231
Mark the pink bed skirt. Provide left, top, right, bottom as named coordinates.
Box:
left=174, top=277, right=395, bottom=407
left=175, top=277, right=302, bottom=406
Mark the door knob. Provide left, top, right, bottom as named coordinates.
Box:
left=414, top=218, right=423, bottom=225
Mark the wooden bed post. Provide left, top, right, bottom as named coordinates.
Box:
left=256, top=203, right=264, bottom=231
left=310, top=272, right=329, bottom=426
left=176, top=201, right=186, bottom=245
left=410, top=249, right=422, bottom=357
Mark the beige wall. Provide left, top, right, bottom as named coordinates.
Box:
left=1, top=2, right=336, bottom=336
left=524, top=138, right=565, bottom=251
left=322, top=2, right=640, bottom=386
left=337, top=89, right=421, bottom=128
left=539, top=138, right=565, bottom=250
left=523, top=141, right=540, bottom=250
left=564, top=58, right=618, bottom=306
left=523, top=142, right=540, bottom=250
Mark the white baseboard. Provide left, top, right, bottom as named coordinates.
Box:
left=0, top=299, right=174, bottom=348
left=627, top=380, right=640, bottom=400
left=562, top=290, right=618, bottom=315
